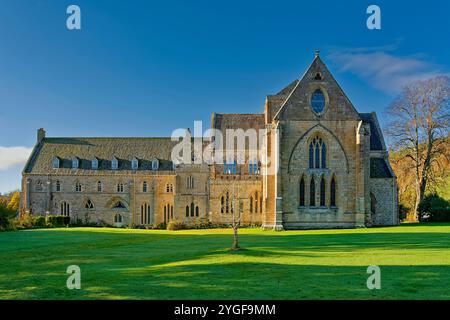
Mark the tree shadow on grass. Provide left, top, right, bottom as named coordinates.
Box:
left=1, top=228, right=450, bottom=300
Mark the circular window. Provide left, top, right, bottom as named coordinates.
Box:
left=311, top=89, right=326, bottom=114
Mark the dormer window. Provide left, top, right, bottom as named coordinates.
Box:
left=92, top=157, right=99, bottom=170
left=131, top=158, right=139, bottom=170
left=152, top=159, right=159, bottom=171
left=72, top=157, right=79, bottom=169
left=52, top=157, right=60, bottom=169
left=112, top=157, right=118, bottom=170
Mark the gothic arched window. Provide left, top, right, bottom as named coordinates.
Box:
left=60, top=201, right=70, bottom=216
left=143, top=181, right=148, bottom=193
left=85, top=199, right=94, bottom=209
left=309, top=177, right=316, bottom=207
left=370, top=193, right=377, bottom=214
left=195, top=206, right=199, bottom=217
left=299, top=176, right=305, bottom=206
left=330, top=177, right=337, bottom=207
left=309, top=136, right=326, bottom=169
left=320, top=177, right=326, bottom=206
left=190, top=202, right=195, bottom=217
left=186, top=205, right=189, bottom=217
left=141, top=203, right=150, bottom=224
left=114, top=213, right=123, bottom=223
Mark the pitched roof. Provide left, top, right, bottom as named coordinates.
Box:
left=24, top=137, right=180, bottom=174
left=212, top=113, right=265, bottom=131
left=359, top=113, right=385, bottom=151
left=272, top=54, right=360, bottom=121
left=370, top=158, right=393, bottom=178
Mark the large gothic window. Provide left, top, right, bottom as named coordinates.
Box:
left=309, top=136, right=326, bottom=169
left=311, top=89, right=326, bottom=113
left=309, top=177, right=316, bottom=206
left=299, top=177, right=305, bottom=206
left=330, top=177, right=336, bottom=207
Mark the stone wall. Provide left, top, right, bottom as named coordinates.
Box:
left=370, top=178, right=398, bottom=226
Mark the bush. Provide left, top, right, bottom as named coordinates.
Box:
left=419, top=194, right=450, bottom=222
left=34, top=216, right=47, bottom=228
left=0, top=205, right=17, bottom=231
left=167, top=220, right=186, bottom=231
left=46, top=215, right=70, bottom=227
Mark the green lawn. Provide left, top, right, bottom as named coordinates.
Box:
left=0, top=224, right=449, bottom=300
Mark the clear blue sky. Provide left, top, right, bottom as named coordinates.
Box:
left=1, top=0, right=449, bottom=193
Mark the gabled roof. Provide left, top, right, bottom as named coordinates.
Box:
left=359, top=113, right=385, bottom=151
left=24, top=137, right=179, bottom=173
left=212, top=113, right=265, bottom=131
left=272, top=53, right=360, bottom=121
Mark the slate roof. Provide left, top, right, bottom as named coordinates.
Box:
left=370, top=158, right=393, bottom=178
left=212, top=113, right=265, bottom=131
left=359, top=113, right=384, bottom=151
left=24, top=137, right=180, bottom=174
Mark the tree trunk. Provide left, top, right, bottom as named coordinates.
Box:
left=231, top=225, right=239, bottom=250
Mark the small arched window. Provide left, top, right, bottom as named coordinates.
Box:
left=330, top=177, right=337, bottom=207
left=311, top=89, right=326, bottom=113
left=141, top=203, right=150, bottom=225
left=320, top=177, right=326, bottom=206
left=55, top=180, right=61, bottom=192
left=114, top=213, right=123, bottom=223
left=97, top=181, right=102, bottom=192
left=225, top=192, right=230, bottom=213
left=221, top=196, right=225, bottom=213
left=85, top=199, right=94, bottom=209
left=195, top=206, right=199, bottom=217
left=60, top=201, right=70, bottom=216
left=166, top=183, right=173, bottom=193
left=370, top=193, right=377, bottom=214
left=143, top=181, right=148, bottom=193
left=250, top=196, right=253, bottom=213
left=117, top=183, right=124, bottom=193
left=299, top=176, right=305, bottom=206
left=190, top=202, right=195, bottom=217
left=309, top=177, right=316, bottom=207
left=75, top=181, right=82, bottom=192
left=185, top=205, right=189, bottom=217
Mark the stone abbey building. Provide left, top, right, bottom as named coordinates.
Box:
left=21, top=53, right=398, bottom=229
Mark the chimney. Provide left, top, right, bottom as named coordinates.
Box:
left=37, top=128, right=46, bottom=143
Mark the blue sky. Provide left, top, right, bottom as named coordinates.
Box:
left=1, top=0, right=449, bottom=193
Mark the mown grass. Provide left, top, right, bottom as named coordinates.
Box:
left=0, top=223, right=449, bottom=300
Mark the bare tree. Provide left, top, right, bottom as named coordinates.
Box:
left=230, top=185, right=242, bottom=251
left=386, top=76, right=450, bottom=220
